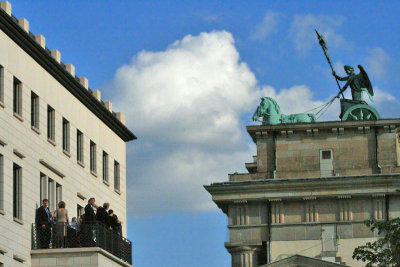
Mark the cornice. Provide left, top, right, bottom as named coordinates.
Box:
left=0, top=9, right=136, bottom=141
left=247, top=119, right=400, bottom=142
left=204, top=174, right=400, bottom=202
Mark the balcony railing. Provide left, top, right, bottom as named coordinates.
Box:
left=31, top=222, right=132, bottom=264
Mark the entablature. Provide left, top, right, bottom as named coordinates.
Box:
left=205, top=174, right=400, bottom=204
left=247, top=119, right=400, bottom=143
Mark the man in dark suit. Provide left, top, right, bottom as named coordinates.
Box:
left=96, top=202, right=110, bottom=249
left=96, top=202, right=110, bottom=229
left=84, top=198, right=96, bottom=223
left=83, top=198, right=96, bottom=246
left=36, top=199, right=52, bottom=248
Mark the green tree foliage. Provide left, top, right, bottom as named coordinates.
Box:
left=352, top=218, right=400, bottom=267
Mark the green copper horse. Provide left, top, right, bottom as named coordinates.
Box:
left=252, top=97, right=317, bottom=125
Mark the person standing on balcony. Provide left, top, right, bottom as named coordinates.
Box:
left=84, top=198, right=96, bottom=222
left=83, top=198, right=96, bottom=246
left=96, top=202, right=110, bottom=229
left=54, top=201, right=69, bottom=248
left=36, top=199, right=52, bottom=249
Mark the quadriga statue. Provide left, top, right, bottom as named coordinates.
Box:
left=252, top=97, right=316, bottom=125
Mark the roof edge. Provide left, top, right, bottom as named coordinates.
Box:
left=0, top=8, right=137, bottom=141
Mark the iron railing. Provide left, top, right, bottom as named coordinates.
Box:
left=32, top=222, right=132, bottom=264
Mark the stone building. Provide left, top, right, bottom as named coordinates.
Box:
left=0, top=2, right=136, bottom=266
left=205, top=119, right=400, bottom=267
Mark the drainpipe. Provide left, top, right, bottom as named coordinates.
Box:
left=267, top=201, right=272, bottom=263
left=273, top=132, right=277, bottom=179
left=375, top=127, right=382, bottom=174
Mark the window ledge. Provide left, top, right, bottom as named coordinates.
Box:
left=103, top=180, right=110, bottom=186
left=39, top=159, right=66, bottom=178
left=0, top=101, right=4, bottom=108
left=47, top=138, right=56, bottom=146
left=13, top=112, right=23, bottom=122
left=0, top=246, right=7, bottom=254
left=0, top=137, right=6, bottom=146
left=13, top=149, right=26, bottom=159
left=114, top=188, right=121, bottom=195
left=13, top=253, right=27, bottom=262
left=0, top=209, right=5, bottom=215
left=63, top=150, right=71, bottom=157
left=77, top=161, right=85, bottom=168
left=13, top=217, right=24, bottom=225
left=31, top=126, right=40, bottom=135
left=77, top=192, right=86, bottom=200
left=90, top=170, right=98, bottom=177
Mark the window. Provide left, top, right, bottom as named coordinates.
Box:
left=90, top=141, right=96, bottom=173
left=31, top=92, right=39, bottom=129
left=320, top=149, right=333, bottom=177
left=40, top=173, right=47, bottom=203
left=77, top=204, right=83, bottom=218
left=114, top=160, right=120, bottom=191
left=0, top=65, right=4, bottom=104
left=48, top=178, right=55, bottom=211
left=13, top=77, right=22, bottom=116
left=322, top=150, right=332, bottom=159
left=103, top=151, right=108, bottom=182
left=47, top=105, right=55, bottom=141
left=13, top=163, right=22, bottom=220
left=77, top=130, right=84, bottom=163
left=56, top=183, right=62, bottom=206
left=0, top=154, right=3, bottom=211
left=62, top=118, right=70, bottom=152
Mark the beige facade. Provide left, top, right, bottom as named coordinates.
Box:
left=205, top=119, right=400, bottom=267
left=31, top=248, right=132, bottom=267
left=0, top=2, right=135, bottom=266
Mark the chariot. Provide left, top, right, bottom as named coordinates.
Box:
left=339, top=99, right=380, bottom=121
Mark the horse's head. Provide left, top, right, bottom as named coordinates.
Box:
left=252, top=97, right=281, bottom=123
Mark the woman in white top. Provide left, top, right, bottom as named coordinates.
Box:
left=54, top=201, right=69, bottom=248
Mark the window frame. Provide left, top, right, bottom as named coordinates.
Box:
left=62, top=118, right=70, bottom=153
left=114, top=160, right=120, bottom=191
left=31, top=92, right=39, bottom=129
left=13, top=163, right=22, bottom=220
left=77, top=130, right=84, bottom=164
left=90, top=140, right=97, bottom=174
left=13, top=77, right=22, bottom=116
left=47, top=105, right=55, bottom=141
left=0, top=65, right=4, bottom=105
left=102, top=151, right=109, bottom=183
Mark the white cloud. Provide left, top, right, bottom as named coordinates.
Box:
left=366, top=88, right=400, bottom=118
left=364, top=47, right=390, bottom=79
left=109, top=31, right=261, bottom=217
left=251, top=11, right=281, bottom=41
left=289, top=14, right=347, bottom=52
left=108, top=31, right=400, bottom=218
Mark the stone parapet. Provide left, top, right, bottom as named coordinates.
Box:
left=31, top=247, right=132, bottom=267
left=229, top=172, right=263, bottom=182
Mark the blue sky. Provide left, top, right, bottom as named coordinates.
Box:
left=11, top=1, right=400, bottom=266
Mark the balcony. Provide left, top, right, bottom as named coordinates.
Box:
left=31, top=222, right=132, bottom=266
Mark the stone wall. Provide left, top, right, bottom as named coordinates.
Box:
left=31, top=247, right=131, bottom=267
